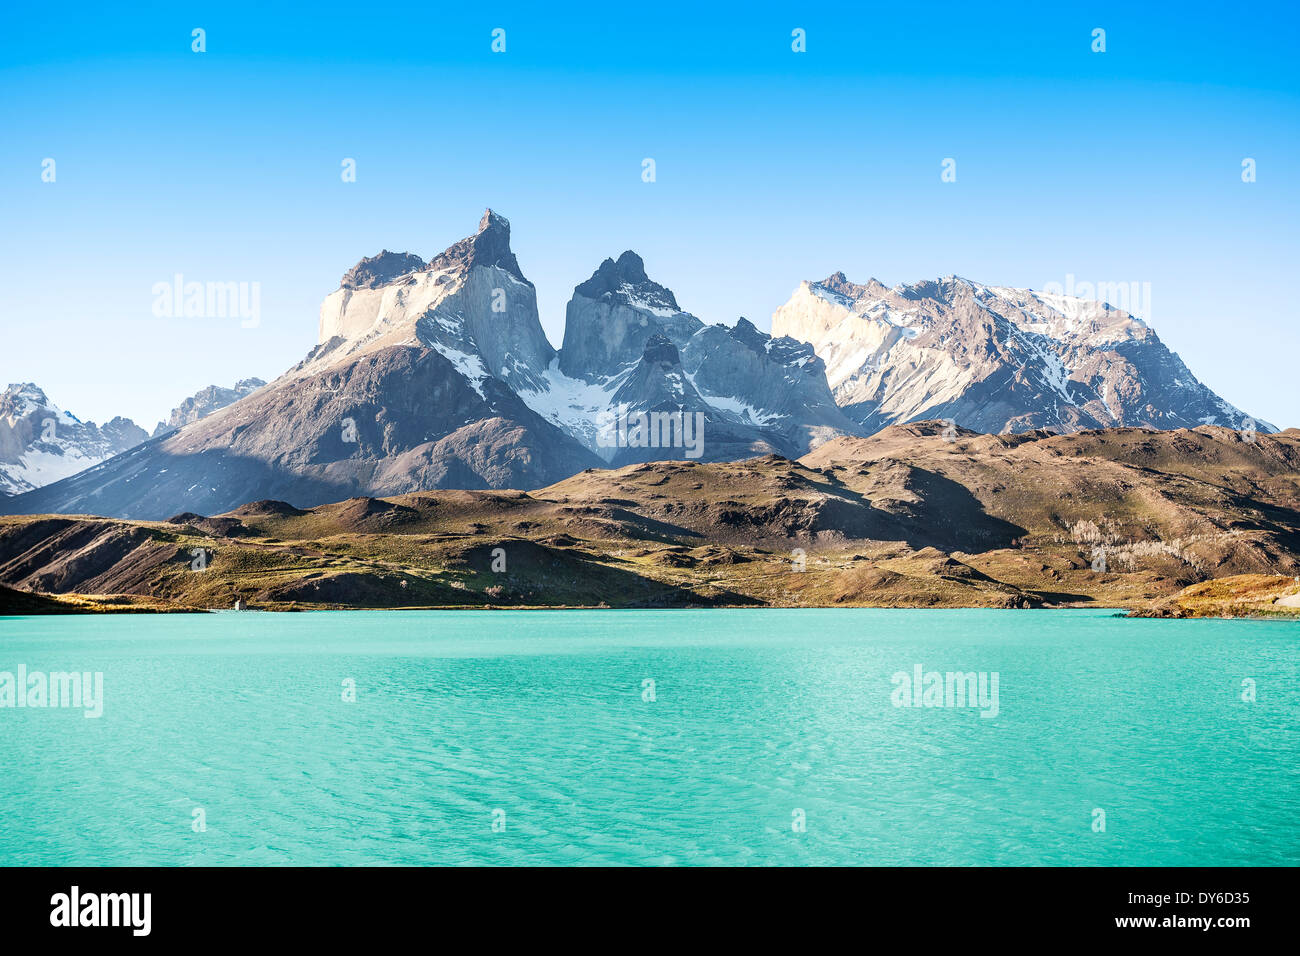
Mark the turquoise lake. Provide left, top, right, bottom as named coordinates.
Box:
left=0, top=608, right=1296, bottom=866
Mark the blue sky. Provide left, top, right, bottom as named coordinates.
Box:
left=2, top=0, right=1297, bottom=428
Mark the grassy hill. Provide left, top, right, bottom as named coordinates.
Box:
left=2, top=422, right=1298, bottom=614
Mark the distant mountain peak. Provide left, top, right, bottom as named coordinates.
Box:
left=775, top=271, right=1272, bottom=436
left=478, top=207, right=509, bottom=233
left=1, top=382, right=50, bottom=408
left=894, top=275, right=984, bottom=303
left=726, top=317, right=770, bottom=355
left=153, top=378, right=268, bottom=437
left=813, top=272, right=889, bottom=303
left=0, top=385, right=147, bottom=495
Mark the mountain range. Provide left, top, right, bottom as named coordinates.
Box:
left=0, top=378, right=267, bottom=498
left=0, top=209, right=1275, bottom=521
left=772, top=273, right=1268, bottom=435
left=0, top=384, right=147, bottom=496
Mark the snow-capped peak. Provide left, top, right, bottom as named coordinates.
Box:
left=773, top=270, right=1270, bottom=436
left=0, top=385, right=148, bottom=495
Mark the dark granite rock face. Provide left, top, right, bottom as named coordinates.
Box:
left=574, top=251, right=679, bottom=311
left=559, top=253, right=703, bottom=381
left=640, top=333, right=680, bottom=366
left=426, top=209, right=525, bottom=283
left=340, top=251, right=427, bottom=290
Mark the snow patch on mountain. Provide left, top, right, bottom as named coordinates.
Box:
left=516, top=361, right=633, bottom=459
left=430, top=344, right=491, bottom=398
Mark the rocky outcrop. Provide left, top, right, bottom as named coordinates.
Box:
left=340, top=250, right=427, bottom=290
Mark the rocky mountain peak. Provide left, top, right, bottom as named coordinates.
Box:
left=896, top=275, right=976, bottom=304
left=574, top=251, right=679, bottom=311
left=426, top=207, right=525, bottom=282
left=816, top=272, right=887, bottom=302
left=153, top=378, right=269, bottom=437
left=1, top=383, right=50, bottom=409
left=340, top=250, right=427, bottom=290
left=774, top=270, right=1272, bottom=436
left=478, top=207, right=509, bottom=234
left=612, top=250, right=649, bottom=283
left=727, top=317, right=769, bottom=354
left=0, top=385, right=148, bottom=496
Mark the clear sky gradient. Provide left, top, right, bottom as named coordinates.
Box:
left=2, top=1, right=1297, bottom=429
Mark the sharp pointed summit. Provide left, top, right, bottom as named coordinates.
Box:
left=572, top=250, right=677, bottom=310
left=426, top=208, right=524, bottom=282
left=1, top=211, right=594, bottom=519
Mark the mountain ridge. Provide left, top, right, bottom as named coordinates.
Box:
left=1, top=210, right=1276, bottom=520
left=772, top=272, right=1271, bottom=436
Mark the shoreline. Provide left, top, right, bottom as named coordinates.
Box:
left=5, top=576, right=1299, bottom=620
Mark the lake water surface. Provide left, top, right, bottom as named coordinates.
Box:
left=1, top=609, right=1296, bottom=866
